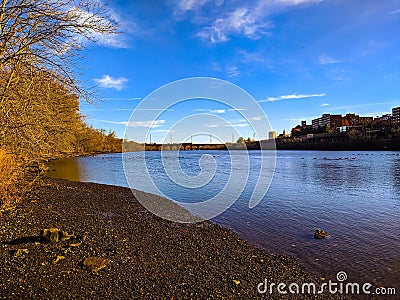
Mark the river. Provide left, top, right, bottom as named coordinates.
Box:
left=47, top=150, right=400, bottom=291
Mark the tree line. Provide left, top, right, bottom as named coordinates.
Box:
left=0, top=0, right=122, bottom=208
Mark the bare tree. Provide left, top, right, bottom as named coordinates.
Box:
left=0, top=0, right=118, bottom=97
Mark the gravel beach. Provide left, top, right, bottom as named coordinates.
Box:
left=0, top=177, right=345, bottom=299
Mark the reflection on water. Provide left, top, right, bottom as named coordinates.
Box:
left=47, top=157, right=82, bottom=181
left=392, top=159, right=400, bottom=200
left=47, top=151, right=400, bottom=291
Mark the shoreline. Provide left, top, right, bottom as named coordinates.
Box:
left=0, top=177, right=343, bottom=299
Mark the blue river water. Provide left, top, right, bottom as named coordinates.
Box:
left=47, top=150, right=400, bottom=290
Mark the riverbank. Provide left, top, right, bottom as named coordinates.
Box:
left=0, top=177, right=343, bottom=299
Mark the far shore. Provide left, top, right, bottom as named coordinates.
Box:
left=0, top=176, right=344, bottom=299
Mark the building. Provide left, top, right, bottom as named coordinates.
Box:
left=342, top=113, right=359, bottom=127
left=268, top=131, right=277, bottom=140
left=358, top=116, right=373, bottom=126
left=324, top=114, right=342, bottom=130
left=312, top=118, right=323, bottom=130
left=342, top=113, right=373, bottom=127
left=375, top=114, right=392, bottom=122
left=301, top=120, right=313, bottom=131
left=312, top=114, right=342, bottom=130
left=393, top=107, right=400, bottom=124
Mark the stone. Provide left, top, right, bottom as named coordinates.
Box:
left=82, top=257, right=110, bottom=272
left=12, top=248, right=29, bottom=257
left=52, top=255, right=65, bottom=264
left=314, top=229, right=331, bottom=239
left=232, top=280, right=240, bottom=285
left=40, top=228, right=75, bottom=243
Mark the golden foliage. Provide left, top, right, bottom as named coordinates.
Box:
left=0, top=149, right=22, bottom=209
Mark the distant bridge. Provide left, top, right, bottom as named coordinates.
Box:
left=144, top=140, right=275, bottom=151
left=144, top=143, right=227, bottom=151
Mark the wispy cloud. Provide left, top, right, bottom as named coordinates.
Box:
left=67, top=4, right=133, bottom=49
left=229, top=123, right=249, bottom=128
left=174, top=0, right=211, bottom=14
left=329, top=101, right=397, bottom=112
left=259, top=93, right=326, bottom=102
left=150, top=129, right=175, bottom=133
left=196, top=6, right=270, bottom=43
left=111, top=108, right=134, bottom=111
left=321, top=103, right=330, bottom=107
left=240, top=50, right=269, bottom=64
left=94, top=75, right=128, bottom=91
left=319, top=54, right=341, bottom=65
left=102, top=97, right=141, bottom=101
left=249, top=116, right=263, bottom=121
left=283, top=115, right=321, bottom=122
left=191, top=0, right=322, bottom=43
left=134, top=108, right=175, bottom=111
left=193, top=108, right=226, bottom=113
left=390, top=8, right=400, bottom=14
left=93, top=119, right=165, bottom=128
left=230, top=108, right=247, bottom=112
left=193, top=108, right=246, bottom=113
left=210, top=109, right=227, bottom=114
left=227, top=66, right=240, bottom=77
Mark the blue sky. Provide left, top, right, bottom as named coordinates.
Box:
left=79, top=0, right=400, bottom=143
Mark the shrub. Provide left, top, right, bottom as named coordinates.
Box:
left=0, top=149, right=23, bottom=209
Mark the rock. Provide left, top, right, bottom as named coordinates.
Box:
left=12, top=248, right=29, bottom=257
left=40, top=228, right=75, bottom=243
left=52, top=255, right=65, bottom=264
left=314, top=229, right=331, bottom=239
left=82, top=257, right=110, bottom=272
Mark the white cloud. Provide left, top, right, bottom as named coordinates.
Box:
left=196, top=6, right=270, bottom=43
left=230, top=123, right=249, bottom=128
left=103, top=97, right=141, bottom=101
left=66, top=4, right=132, bottom=49
left=283, top=116, right=320, bottom=122
left=176, top=0, right=210, bottom=13
left=210, top=109, right=227, bottom=114
left=193, top=109, right=227, bottom=114
left=94, top=75, right=128, bottom=90
left=319, top=54, right=341, bottom=65
left=259, top=93, right=326, bottom=102
left=128, top=120, right=166, bottom=128
left=204, top=124, right=220, bottom=128
left=249, top=116, right=263, bottom=121
left=150, top=129, right=175, bottom=133
left=135, top=108, right=175, bottom=111
left=240, top=50, right=268, bottom=64
left=94, top=119, right=165, bottom=128
left=229, top=108, right=247, bottom=111
left=321, top=103, right=330, bottom=106
left=390, top=8, right=400, bottom=14
left=227, top=66, right=240, bottom=77
left=330, top=101, right=397, bottom=111
left=193, top=0, right=322, bottom=43
left=275, top=0, right=322, bottom=5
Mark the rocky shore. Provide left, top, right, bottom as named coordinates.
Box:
left=0, top=177, right=344, bottom=299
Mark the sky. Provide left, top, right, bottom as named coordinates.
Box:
left=78, top=0, right=400, bottom=143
